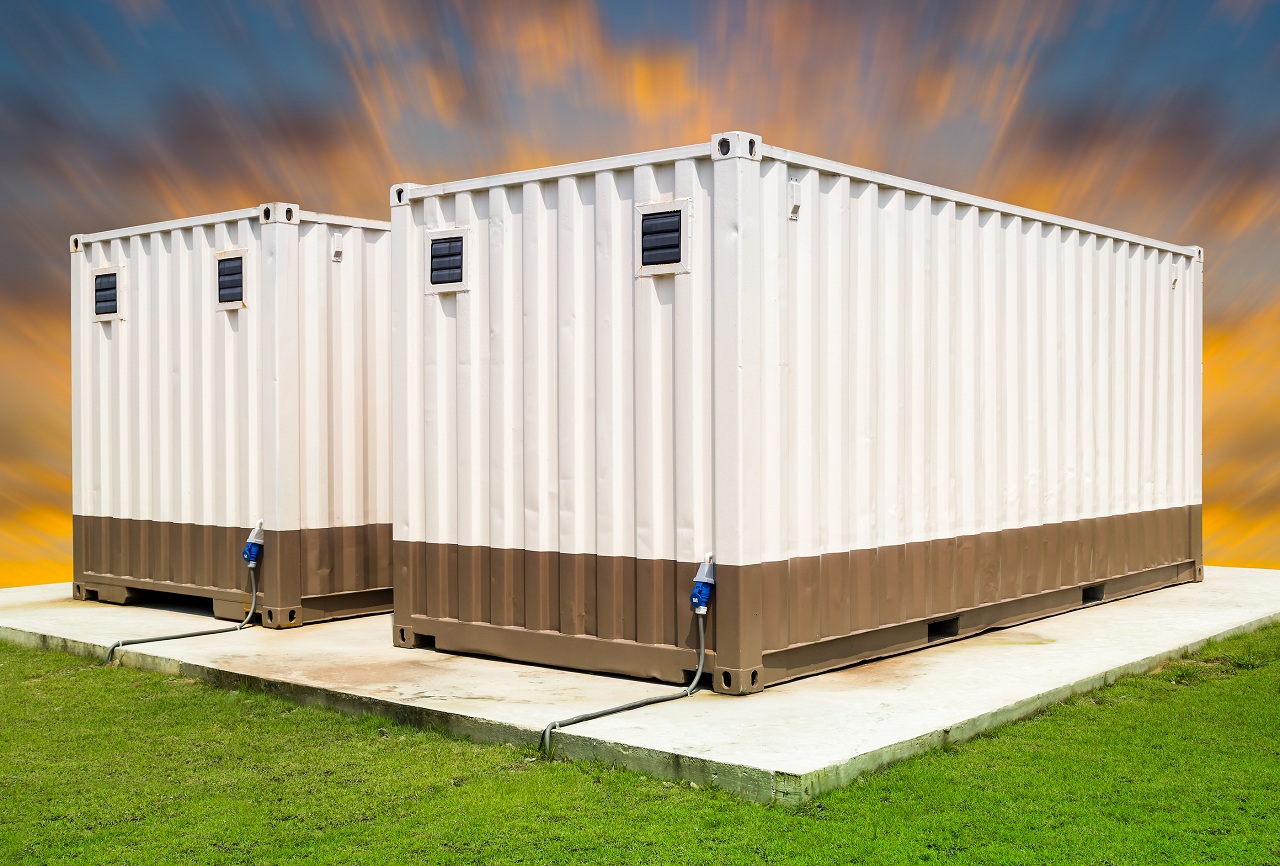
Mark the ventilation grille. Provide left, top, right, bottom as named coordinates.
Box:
left=94, top=274, right=117, bottom=316
left=641, top=211, right=682, bottom=266
left=430, top=236, right=463, bottom=285
left=218, top=257, right=243, bottom=304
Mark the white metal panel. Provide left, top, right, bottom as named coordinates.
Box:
left=394, top=134, right=1202, bottom=569
left=295, top=220, right=394, bottom=530
left=747, top=157, right=1201, bottom=565
left=71, top=207, right=391, bottom=534
left=74, top=216, right=271, bottom=528
left=395, top=160, right=719, bottom=563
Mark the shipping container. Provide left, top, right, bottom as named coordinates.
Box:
left=389, top=132, right=1203, bottom=693
left=70, top=203, right=393, bottom=627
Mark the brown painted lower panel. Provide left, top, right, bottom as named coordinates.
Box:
left=72, top=515, right=393, bottom=628
left=400, top=616, right=715, bottom=685
left=395, top=505, right=1201, bottom=694
left=760, top=561, right=1196, bottom=687
left=393, top=541, right=708, bottom=653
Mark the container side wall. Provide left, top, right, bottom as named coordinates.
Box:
left=394, top=157, right=719, bottom=649
left=745, top=158, right=1200, bottom=657
left=397, top=161, right=717, bottom=560
left=296, top=222, right=393, bottom=532
left=71, top=213, right=392, bottom=614
left=295, top=220, right=394, bottom=597
left=74, top=219, right=270, bottom=535
left=753, top=161, right=1199, bottom=562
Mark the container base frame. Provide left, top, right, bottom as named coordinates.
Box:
left=394, top=559, right=1199, bottom=695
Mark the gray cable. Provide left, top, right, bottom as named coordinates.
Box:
left=102, top=568, right=258, bottom=664
left=540, top=613, right=706, bottom=759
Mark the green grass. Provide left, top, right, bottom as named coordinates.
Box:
left=3, top=627, right=1280, bottom=865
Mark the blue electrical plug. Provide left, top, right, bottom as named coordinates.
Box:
left=689, top=555, right=715, bottom=615
left=242, top=521, right=265, bottom=568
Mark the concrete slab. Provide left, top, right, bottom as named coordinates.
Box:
left=2, top=566, right=1278, bottom=804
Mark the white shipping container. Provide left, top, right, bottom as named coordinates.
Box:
left=70, top=203, right=394, bottom=626
left=391, top=132, right=1203, bottom=693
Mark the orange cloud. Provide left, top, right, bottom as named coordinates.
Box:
left=0, top=303, right=72, bottom=586
left=1203, top=300, right=1280, bottom=566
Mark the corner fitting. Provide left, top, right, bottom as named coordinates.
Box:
left=390, top=184, right=412, bottom=207
left=259, top=202, right=300, bottom=225
left=711, top=131, right=763, bottom=161
left=69, top=235, right=84, bottom=253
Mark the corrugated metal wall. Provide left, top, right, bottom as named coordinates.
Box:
left=736, top=156, right=1202, bottom=568
left=394, top=147, right=1201, bottom=572
left=71, top=209, right=392, bottom=536
left=393, top=158, right=718, bottom=565
left=296, top=219, right=393, bottom=533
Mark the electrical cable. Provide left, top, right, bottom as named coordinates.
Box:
left=101, top=522, right=266, bottom=665
left=102, top=568, right=258, bottom=664
left=540, top=612, right=706, bottom=760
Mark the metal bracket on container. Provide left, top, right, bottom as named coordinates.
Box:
left=711, top=131, right=763, bottom=161
left=258, top=202, right=299, bottom=225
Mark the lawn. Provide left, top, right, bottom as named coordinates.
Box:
left=2, top=625, right=1279, bottom=865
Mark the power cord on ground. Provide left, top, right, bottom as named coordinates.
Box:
left=101, top=521, right=265, bottom=665
left=539, top=555, right=716, bottom=760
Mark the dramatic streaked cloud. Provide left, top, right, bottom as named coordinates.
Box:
left=1, top=0, right=1278, bottom=584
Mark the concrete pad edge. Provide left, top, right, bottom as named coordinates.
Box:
left=794, top=607, right=1280, bottom=803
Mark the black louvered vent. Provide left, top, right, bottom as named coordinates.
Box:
left=641, top=211, right=682, bottom=266
left=430, top=236, right=463, bottom=285
left=94, top=274, right=117, bottom=316
left=219, top=257, right=244, bottom=304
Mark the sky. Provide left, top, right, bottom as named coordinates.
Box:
left=1, top=0, right=1278, bottom=586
